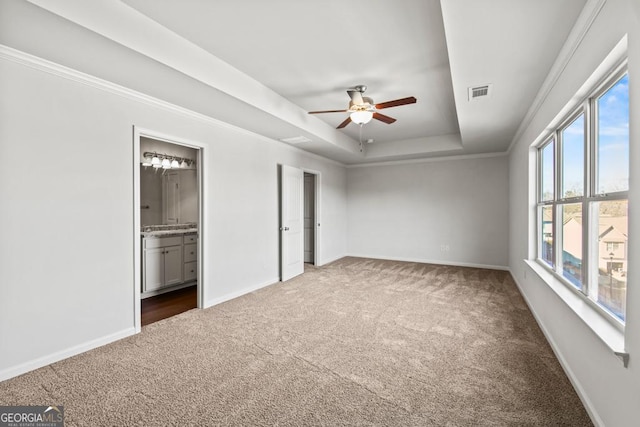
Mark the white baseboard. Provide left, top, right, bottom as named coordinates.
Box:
left=204, top=277, right=280, bottom=309
left=509, top=269, right=603, bottom=427
left=0, top=327, right=136, bottom=383
left=346, top=253, right=509, bottom=271
left=317, top=254, right=346, bottom=267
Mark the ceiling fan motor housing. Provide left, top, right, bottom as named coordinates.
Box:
left=349, top=96, right=374, bottom=111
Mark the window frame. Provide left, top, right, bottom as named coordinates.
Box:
left=536, top=61, right=629, bottom=329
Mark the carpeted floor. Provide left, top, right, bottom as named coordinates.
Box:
left=0, top=257, right=592, bottom=426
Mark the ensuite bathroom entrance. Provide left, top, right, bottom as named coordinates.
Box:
left=137, top=134, right=202, bottom=326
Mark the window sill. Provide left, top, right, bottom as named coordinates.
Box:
left=523, top=259, right=628, bottom=367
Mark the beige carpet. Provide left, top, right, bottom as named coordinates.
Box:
left=0, top=257, right=592, bottom=426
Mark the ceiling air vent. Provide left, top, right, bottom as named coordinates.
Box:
left=468, top=84, right=492, bottom=101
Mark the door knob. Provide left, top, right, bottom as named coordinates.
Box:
left=284, top=227, right=290, bottom=231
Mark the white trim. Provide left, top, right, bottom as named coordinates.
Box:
left=0, top=328, right=136, bottom=382
left=508, top=0, right=607, bottom=154
left=511, top=267, right=604, bottom=427
left=204, top=277, right=280, bottom=309
left=133, top=128, right=142, bottom=333
left=346, top=254, right=509, bottom=271
left=0, top=44, right=346, bottom=168
left=346, top=151, right=508, bottom=168
left=197, top=144, right=206, bottom=309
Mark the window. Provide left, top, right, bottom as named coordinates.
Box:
left=537, top=65, right=629, bottom=324
left=606, top=242, right=621, bottom=252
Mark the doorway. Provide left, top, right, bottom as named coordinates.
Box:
left=280, top=165, right=319, bottom=281
left=304, top=172, right=316, bottom=265
left=134, top=128, right=205, bottom=331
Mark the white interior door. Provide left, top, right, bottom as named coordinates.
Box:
left=281, top=165, right=304, bottom=281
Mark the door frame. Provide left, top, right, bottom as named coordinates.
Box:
left=302, top=169, right=321, bottom=266
left=133, top=126, right=206, bottom=333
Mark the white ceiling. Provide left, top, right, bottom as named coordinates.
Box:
left=26, top=0, right=588, bottom=164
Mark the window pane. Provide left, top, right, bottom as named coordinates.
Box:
left=561, top=114, right=584, bottom=198
left=561, top=203, right=582, bottom=289
left=541, top=140, right=554, bottom=201
left=591, top=200, right=628, bottom=321
left=540, top=206, right=554, bottom=266
left=596, top=74, right=629, bottom=194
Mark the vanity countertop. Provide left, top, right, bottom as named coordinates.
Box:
left=141, top=223, right=198, bottom=238
left=142, top=229, right=197, bottom=238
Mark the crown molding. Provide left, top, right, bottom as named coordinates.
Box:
left=346, top=151, right=508, bottom=169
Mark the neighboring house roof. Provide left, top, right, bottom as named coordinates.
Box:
left=600, top=226, right=627, bottom=243
left=599, top=216, right=628, bottom=240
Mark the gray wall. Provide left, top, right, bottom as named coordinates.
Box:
left=0, top=47, right=347, bottom=379
left=347, top=155, right=509, bottom=269
left=508, top=0, right=640, bottom=425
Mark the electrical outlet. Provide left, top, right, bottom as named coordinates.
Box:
left=440, top=244, right=450, bottom=252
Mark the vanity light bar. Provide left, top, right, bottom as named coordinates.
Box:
left=141, top=152, right=196, bottom=169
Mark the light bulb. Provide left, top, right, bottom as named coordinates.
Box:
left=161, top=158, right=171, bottom=169
left=171, top=159, right=180, bottom=168
left=350, top=110, right=373, bottom=125
left=141, top=156, right=152, bottom=167
left=181, top=160, right=189, bottom=168
left=151, top=155, right=161, bottom=168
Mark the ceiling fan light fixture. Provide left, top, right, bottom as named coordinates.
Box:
left=350, top=110, right=373, bottom=125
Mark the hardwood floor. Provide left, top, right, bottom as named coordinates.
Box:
left=141, top=285, right=197, bottom=326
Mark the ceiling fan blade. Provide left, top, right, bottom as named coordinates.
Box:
left=375, top=96, right=417, bottom=110
left=308, top=109, right=348, bottom=114
left=373, top=112, right=396, bottom=124
left=347, top=90, right=364, bottom=105
left=336, top=116, right=352, bottom=129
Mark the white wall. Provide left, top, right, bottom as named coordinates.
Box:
left=0, top=48, right=347, bottom=380
left=508, top=0, right=640, bottom=425
left=347, top=155, right=509, bottom=269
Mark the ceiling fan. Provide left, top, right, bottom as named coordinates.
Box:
left=308, top=85, right=417, bottom=129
